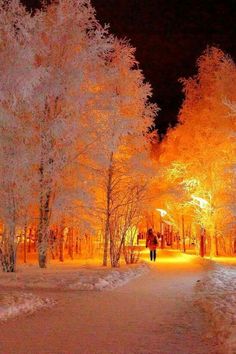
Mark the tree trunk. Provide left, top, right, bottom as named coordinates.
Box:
left=75, top=235, right=79, bottom=254
left=23, top=223, right=27, bottom=263
left=199, top=228, right=206, bottom=257
left=38, top=106, right=55, bottom=268
left=209, top=232, right=216, bottom=258
left=0, top=224, right=17, bottom=272
left=28, top=228, right=32, bottom=253
left=110, top=238, right=117, bottom=267
left=59, top=229, right=65, bottom=262
left=38, top=199, right=51, bottom=268
left=215, top=234, right=219, bottom=256
left=110, top=227, right=127, bottom=268
left=38, top=159, right=52, bottom=268
left=68, top=227, right=74, bottom=260
left=1, top=245, right=16, bottom=272
left=110, top=238, right=119, bottom=267
left=103, top=152, right=113, bottom=266
left=176, top=232, right=180, bottom=249
left=103, top=216, right=110, bottom=265
left=170, top=227, right=173, bottom=248
left=182, top=214, right=186, bottom=253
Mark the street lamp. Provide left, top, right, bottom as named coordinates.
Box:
left=156, top=208, right=167, bottom=249
left=156, top=208, right=167, bottom=217
left=191, top=195, right=209, bottom=209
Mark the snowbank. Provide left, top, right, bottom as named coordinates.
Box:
left=0, top=264, right=149, bottom=322
left=69, top=262, right=149, bottom=290
left=195, top=262, right=236, bottom=354
left=0, top=292, right=55, bottom=322
left=0, top=262, right=149, bottom=291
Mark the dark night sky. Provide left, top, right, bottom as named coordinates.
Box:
left=22, top=0, right=236, bottom=135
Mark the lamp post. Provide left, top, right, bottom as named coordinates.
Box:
left=191, top=195, right=209, bottom=257
left=156, top=208, right=167, bottom=249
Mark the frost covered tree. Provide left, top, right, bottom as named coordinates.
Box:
left=0, top=0, right=157, bottom=270
left=87, top=39, right=157, bottom=266
left=0, top=0, right=42, bottom=271
left=30, top=0, right=114, bottom=268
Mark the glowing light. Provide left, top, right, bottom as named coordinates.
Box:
left=156, top=208, right=167, bottom=217
left=191, top=195, right=209, bottom=209
left=162, top=219, right=172, bottom=226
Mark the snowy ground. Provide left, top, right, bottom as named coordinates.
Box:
left=0, top=251, right=217, bottom=354
left=0, top=291, right=55, bottom=322
left=0, top=261, right=149, bottom=291
left=0, top=261, right=149, bottom=323
left=0, top=252, right=235, bottom=354
left=195, top=260, right=236, bottom=354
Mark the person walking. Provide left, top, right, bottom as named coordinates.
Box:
left=146, top=228, right=158, bottom=261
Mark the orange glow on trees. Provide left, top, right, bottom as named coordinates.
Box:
left=0, top=0, right=157, bottom=271
left=157, top=47, right=236, bottom=257
left=1, top=1, right=235, bottom=272
left=85, top=39, right=157, bottom=267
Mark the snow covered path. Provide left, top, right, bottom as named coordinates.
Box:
left=0, top=251, right=219, bottom=354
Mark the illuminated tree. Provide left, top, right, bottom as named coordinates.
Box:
left=159, top=47, right=236, bottom=256
left=87, top=39, right=157, bottom=266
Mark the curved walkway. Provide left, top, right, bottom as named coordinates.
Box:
left=0, top=251, right=219, bottom=354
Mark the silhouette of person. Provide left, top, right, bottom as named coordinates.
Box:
left=146, top=228, right=158, bottom=261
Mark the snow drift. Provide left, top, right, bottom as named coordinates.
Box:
left=0, top=262, right=149, bottom=291
left=69, top=262, right=149, bottom=290
left=0, top=292, right=55, bottom=322
left=196, top=262, right=236, bottom=354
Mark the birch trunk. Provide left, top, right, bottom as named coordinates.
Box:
left=0, top=223, right=17, bottom=272
left=110, top=233, right=125, bottom=267
left=38, top=158, right=52, bottom=268
left=23, top=223, right=27, bottom=263
left=103, top=152, right=113, bottom=266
